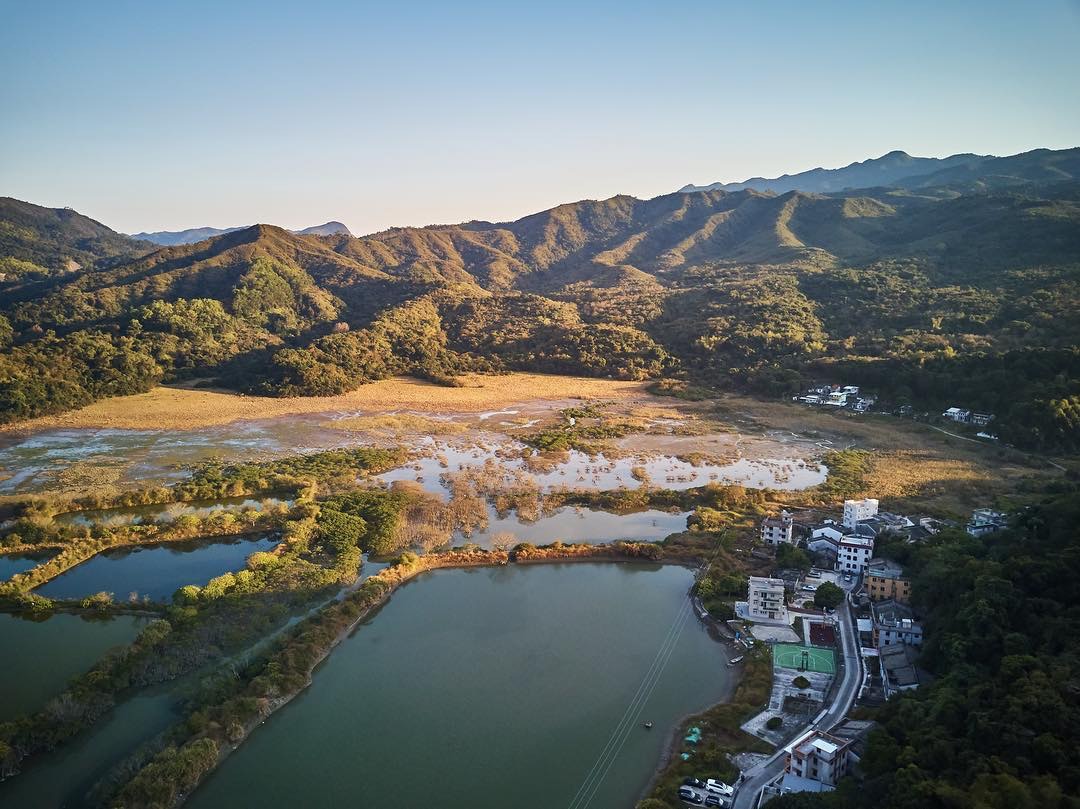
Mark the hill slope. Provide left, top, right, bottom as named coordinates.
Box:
left=132, top=220, right=354, bottom=245
left=2, top=173, right=1079, bottom=449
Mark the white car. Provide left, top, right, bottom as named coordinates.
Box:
left=705, top=779, right=734, bottom=797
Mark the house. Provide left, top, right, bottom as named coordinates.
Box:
left=761, top=510, right=794, bottom=545
left=837, top=535, right=874, bottom=575
left=825, top=391, right=848, bottom=407
left=843, top=498, right=879, bottom=530
left=967, top=508, right=1007, bottom=537
left=879, top=643, right=920, bottom=698
left=784, top=730, right=855, bottom=790
left=810, top=521, right=846, bottom=545
left=942, top=407, right=972, bottom=423
left=873, top=599, right=923, bottom=647
left=971, top=412, right=995, bottom=427
left=748, top=576, right=788, bottom=623
left=865, top=559, right=912, bottom=604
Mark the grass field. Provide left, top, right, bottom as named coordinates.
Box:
left=773, top=643, right=836, bottom=674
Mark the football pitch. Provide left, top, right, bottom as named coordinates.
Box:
left=773, top=643, right=837, bottom=674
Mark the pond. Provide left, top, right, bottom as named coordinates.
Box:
left=187, top=563, right=733, bottom=809
left=454, top=504, right=689, bottom=548
left=0, top=612, right=146, bottom=722
left=0, top=550, right=54, bottom=581
left=35, top=534, right=280, bottom=603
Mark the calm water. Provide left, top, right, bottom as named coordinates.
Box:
left=54, top=496, right=290, bottom=528
left=0, top=612, right=144, bottom=722
left=0, top=551, right=53, bottom=581
left=0, top=687, right=177, bottom=808
left=188, top=563, right=731, bottom=809
left=455, top=504, right=689, bottom=547
left=36, top=534, right=279, bottom=603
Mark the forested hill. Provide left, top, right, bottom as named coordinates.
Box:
left=1, top=165, right=1079, bottom=450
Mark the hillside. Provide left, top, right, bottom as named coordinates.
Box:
left=1, top=173, right=1078, bottom=449
left=0, top=197, right=153, bottom=280
left=681, top=146, right=1080, bottom=196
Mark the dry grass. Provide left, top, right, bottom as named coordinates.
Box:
left=328, top=414, right=467, bottom=435
left=0, top=373, right=649, bottom=431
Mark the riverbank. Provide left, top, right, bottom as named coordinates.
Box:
left=0, top=373, right=649, bottom=432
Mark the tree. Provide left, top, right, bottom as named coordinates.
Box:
left=814, top=581, right=844, bottom=609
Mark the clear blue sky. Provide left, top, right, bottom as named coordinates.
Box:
left=2, top=0, right=1078, bottom=236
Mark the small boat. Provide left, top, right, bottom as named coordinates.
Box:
left=728, top=656, right=744, bottom=666
left=643, top=721, right=654, bottom=729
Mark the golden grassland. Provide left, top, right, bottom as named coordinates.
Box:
left=0, top=373, right=650, bottom=432
left=328, top=413, right=468, bottom=435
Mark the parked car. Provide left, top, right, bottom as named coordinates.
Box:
left=705, top=795, right=726, bottom=807
left=678, top=785, right=704, bottom=804
left=683, top=777, right=707, bottom=789
left=706, top=779, right=734, bottom=797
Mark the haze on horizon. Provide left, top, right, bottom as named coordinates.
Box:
left=2, top=0, right=1079, bottom=237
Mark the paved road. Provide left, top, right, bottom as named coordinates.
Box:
left=729, top=596, right=863, bottom=809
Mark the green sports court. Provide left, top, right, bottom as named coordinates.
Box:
left=773, top=643, right=837, bottom=674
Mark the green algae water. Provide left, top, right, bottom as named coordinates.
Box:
left=188, top=563, right=732, bottom=809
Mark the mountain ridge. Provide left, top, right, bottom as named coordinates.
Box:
left=131, top=220, right=352, bottom=245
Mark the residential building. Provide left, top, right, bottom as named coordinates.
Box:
left=843, top=498, right=879, bottom=530
left=971, top=412, right=995, bottom=427
left=748, top=576, right=788, bottom=623
left=810, top=522, right=845, bottom=544
left=967, top=508, right=1007, bottom=537
left=761, top=510, right=794, bottom=545
left=879, top=643, right=920, bottom=698
left=865, top=559, right=912, bottom=604
left=785, top=730, right=855, bottom=789
left=942, top=407, right=972, bottom=423
left=837, top=535, right=874, bottom=575
left=873, top=599, right=923, bottom=647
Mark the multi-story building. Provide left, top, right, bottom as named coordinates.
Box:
left=748, top=576, right=788, bottom=623
left=967, top=508, right=1007, bottom=537
left=842, top=498, right=879, bottom=530
left=865, top=559, right=912, bottom=603
left=761, top=510, right=794, bottom=545
left=785, top=731, right=854, bottom=789
left=873, top=599, right=923, bottom=647
left=837, top=535, right=874, bottom=575
left=879, top=643, right=920, bottom=698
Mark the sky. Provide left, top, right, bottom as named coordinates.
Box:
left=2, top=0, right=1079, bottom=236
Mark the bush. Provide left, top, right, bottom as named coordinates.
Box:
left=793, top=676, right=811, bottom=689
left=766, top=716, right=784, bottom=730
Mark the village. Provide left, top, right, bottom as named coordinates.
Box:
left=675, top=495, right=1009, bottom=808
left=795, top=383, right=998, bottom=440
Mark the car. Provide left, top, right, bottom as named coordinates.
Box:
left=683, top=777, right=707, bottom=789
left=706, top=779, right=735, bottom=797
left=801, top=585, right=817, bottom=592
left=705, top=796, right=726, bottom=807
left=677, top=786, right=704, bottom=804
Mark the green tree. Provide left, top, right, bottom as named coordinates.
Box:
left=813, top=581, right=844, bottom=609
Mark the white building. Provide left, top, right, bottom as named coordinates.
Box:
left=748, top=576, right=788, bottom=623
left=761, top=510, right=794, bottom=545
left=842, top=498, right=879, bottom=530
left=967, top=508, right=1007, bottom=537
left=942, top=407, right=972, bottom=423
left=837, top=535, right=874, bottom=575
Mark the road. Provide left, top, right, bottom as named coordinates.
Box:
left=728, top=596, right=863, bottom=809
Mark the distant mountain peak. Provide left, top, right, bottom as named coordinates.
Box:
left=131, top=220, right=352, bottom=246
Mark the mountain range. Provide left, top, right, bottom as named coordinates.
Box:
left=131, top=221, right=352, bottom=246
left=1, top=145, right=1078, bottom=449
left=681, top=146, right=1080, bottom=195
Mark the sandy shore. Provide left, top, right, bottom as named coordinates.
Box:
left=1, top=373, right=649, bottom=432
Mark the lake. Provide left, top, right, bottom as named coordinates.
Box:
left=187, top=562, right=732, bottom=809
left=35, top=534, right=280, bottom=603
